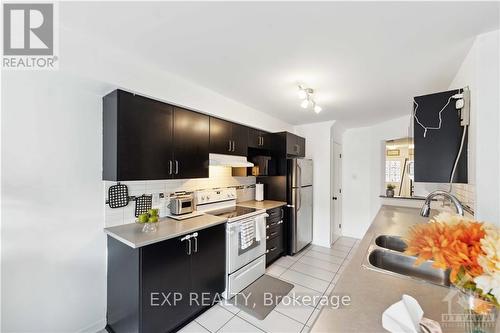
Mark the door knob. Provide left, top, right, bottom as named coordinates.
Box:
left=332, top=197, right=338, bottom=200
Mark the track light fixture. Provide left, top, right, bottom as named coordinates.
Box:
left=297, top=85, right=322, bottom=113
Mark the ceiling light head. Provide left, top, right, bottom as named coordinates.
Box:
left=296, top=84, right=321, bottom=114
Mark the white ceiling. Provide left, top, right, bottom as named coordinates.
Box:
left=61, top=2, right=499, bottom=127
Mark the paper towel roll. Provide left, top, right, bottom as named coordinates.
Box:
left=255, top=184, right=264, bottom=201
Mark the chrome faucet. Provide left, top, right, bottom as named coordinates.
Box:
left=420, top=190, right=464, bottom=217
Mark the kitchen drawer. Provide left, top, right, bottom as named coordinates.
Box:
left=266, top=207, right=283, bottom=222
left=266, top=234, right=283, bottom=265
left=266, top=222, right=283, bottom=241
left=266, top=217, right=283, bottom=230
left=226, top=256, right=265, bottom=298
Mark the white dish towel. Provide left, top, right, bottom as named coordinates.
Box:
left=239, top=220, right=255, bottom=250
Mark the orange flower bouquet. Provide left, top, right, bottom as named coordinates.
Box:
left=404, top=213, right=499, bottom=331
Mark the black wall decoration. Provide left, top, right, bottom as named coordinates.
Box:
left=413, top=89, right=468, bottom=183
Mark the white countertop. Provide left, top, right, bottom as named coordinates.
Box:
left=104, top=214, right=227, bottom=248
left=238, top=200, right=287, bottom=210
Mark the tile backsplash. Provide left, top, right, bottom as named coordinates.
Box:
left=104, top=166, right=256, bottom=227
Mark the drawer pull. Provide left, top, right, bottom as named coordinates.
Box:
left=269, top=247, right=277, bottom=252
left=277, top=220, right=283, bottom=225
left=266, top=236, right=269, bottom=240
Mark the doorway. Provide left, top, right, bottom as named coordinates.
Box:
left=331, top=142, right=342, bottom=244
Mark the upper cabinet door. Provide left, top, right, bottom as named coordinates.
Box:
left=248, top=129, right=271, bottom=150
left=285, top=132, right=299, bottom=156
left=172, top=107, right=209, bottom=179
left=231, top=123, right=248, bottom=156
left=103, top=90, right=173, bottom=181
left=209, top=117, right=233, bottom=154
left=248, top=128, right=261, bottom=149
left=296, top=135, right=305, bottom=157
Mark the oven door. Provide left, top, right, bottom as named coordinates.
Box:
left=226, top=214, right=267, bottom=274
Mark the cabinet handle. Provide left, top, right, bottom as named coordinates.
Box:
left=169, top=160, right=173, bottom=175
left=269, top=246, right=277, bottom=252
left=228, top=140, right=232, bottom=152
left=175, top=160, right=179, bottom=175
left=232, top=141, right=236, bottom=152
left=270, top=232, right=278, bottom=237
left=192, top=232, right=198, bottom=253
left=277, top=220, right=283, bottom=225
left=181, top=234, right=192, bottom=255
left=280, top=208, right=284, bottom=219
left=261, top=136, right=264, bottom=146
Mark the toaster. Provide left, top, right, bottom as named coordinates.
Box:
left=168, top=194, right=194, bottom=215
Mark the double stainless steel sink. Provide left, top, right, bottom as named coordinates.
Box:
left=363, top=235, right=451, bottom=288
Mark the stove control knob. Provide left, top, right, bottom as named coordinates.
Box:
left=206, top=196, right=210, bottom=201
left=201, top=196, right=205, bottom=201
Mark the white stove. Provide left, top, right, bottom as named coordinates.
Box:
left=194, top=188, right=268, bottom=299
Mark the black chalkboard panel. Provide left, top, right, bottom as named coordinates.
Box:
left=413, top=89, right=468, bottom=183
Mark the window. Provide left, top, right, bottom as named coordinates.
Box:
left=385, top=160, right=401, bottom=183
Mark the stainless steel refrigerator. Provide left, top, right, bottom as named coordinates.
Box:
left=288, top=158, right=313, bottom=254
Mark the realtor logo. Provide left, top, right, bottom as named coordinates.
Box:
left=3, top=2, right=58, bottom=69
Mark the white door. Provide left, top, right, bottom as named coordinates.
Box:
left=331, top=143, right=342, bottom=244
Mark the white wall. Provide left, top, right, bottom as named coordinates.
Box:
left=2, top=71, right=109, bottom=332
left=294, top=121, right=335, bottom=247
left=413, top=30, right=499, bottom=224
left=59, top=27, right=293, bottom=134
left=341, top=116, right=411, bottom=238
left=1, top=31, right=294, bottom=333
left=471, top=30, right=499, bottom=224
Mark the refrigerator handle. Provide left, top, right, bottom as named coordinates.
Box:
left=297, top=164, right=302, bottom=211
left=297, top=164, right=302, bottom=188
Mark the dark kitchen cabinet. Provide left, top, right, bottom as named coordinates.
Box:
left=103, top=90, right=173, bottom=181
left=248, top=128, right=271, bottom=150
left=274, top=132, right=306, bottom=158
left=190, top=224, right=226, bottom=313
left=231, top=123, right=249, bottom=156
left=209, top=117, right=248, bottom=156
left=209, top=117, right=233, bottom=155
left=265, top=206, right=286, bottom=266
left=172, top=107, right=210, bottom=179
left=106, top=223, right=226, bottom=333
left=103, top=90, right=209, bottom=181
left=141, top=236, right=193, bottom=333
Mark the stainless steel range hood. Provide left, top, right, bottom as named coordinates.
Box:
left=209, top=153, right=254, bottom=168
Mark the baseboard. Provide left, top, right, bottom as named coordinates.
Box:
left=77, top=318, right=106, bottom=333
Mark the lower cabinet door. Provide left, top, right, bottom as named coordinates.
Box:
left=140, top=237, right=193, bottom=333
left=190, top=224, right=226, bottom=310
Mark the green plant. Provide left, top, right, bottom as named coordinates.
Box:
left=386, top=184, right=396, bottom=190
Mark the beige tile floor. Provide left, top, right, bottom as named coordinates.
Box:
left=179, top=237, right=361, bottom=333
